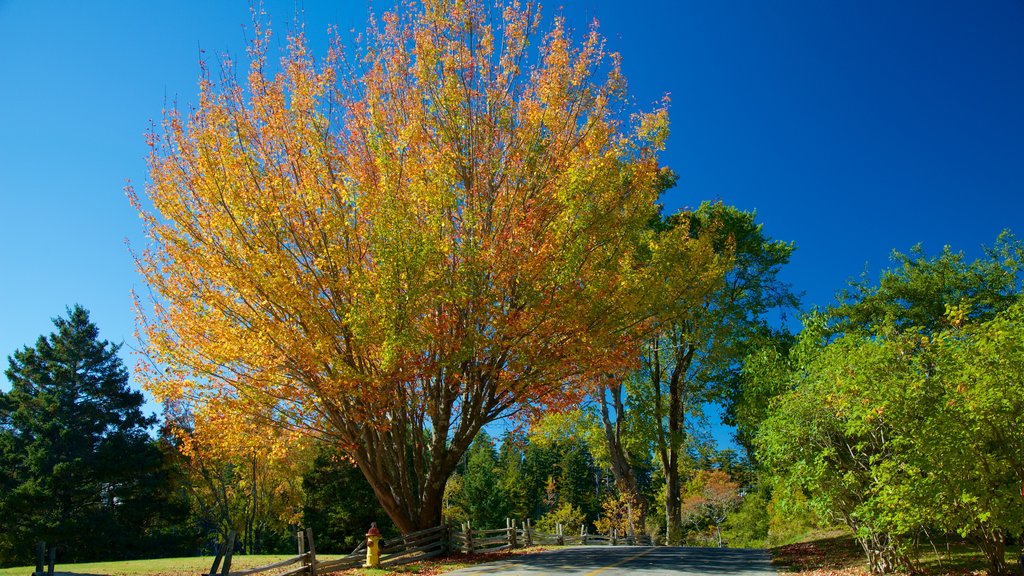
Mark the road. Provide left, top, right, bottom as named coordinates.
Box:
left=443, top=546, right=777, bottom=575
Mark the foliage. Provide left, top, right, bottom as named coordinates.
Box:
left=621, top=202, right=796, bottom=543
left=757, top=234, right=1024, bottom=575
left=594, top=491, right=643, bottom=537
left=900, top=300, right=1024, bottom=575
left=163, top=403, right=306, bottom=554
left=0, top=306, right=176, bottom=565
left=765, top=479, right=822, bottom=546
left=721, top=485, right=770, bottom=548
left=495, top=432, right=534, bottom=522
left=131, top=0, right=698, bottom=533
left=830, top=231, right=1023, bottom=335
left=302, top=444, right=397, bottom=553
left=729, top=332, right=795, bottom=463
left=459, top=432, right=508, bottom=529
left=680, top=469, right=742, bottom=547
left=525, top=414, right=605, bottom=522
left=535, top=502, right=586, bottom=536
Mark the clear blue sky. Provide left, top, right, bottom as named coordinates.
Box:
left=1, top=1, right=1022, bottom=449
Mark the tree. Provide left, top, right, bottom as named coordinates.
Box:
left=595, top=491, right=643, bottom=539
left=757, top=324, right=914, bottom=574
left=0, top=306, right=165, bottom=565
left=680, top=469, right=742, bottom=547
left=302, top=444, right=397, bottom=552
left=830, top=231, right=1023, bottom=335
left=607, top=202, right=795, bottom=544
left=899, top=300, right=1024, bottom=576
left=536, top=502, right=586, bottom=536
left=459, top=432, right=507, bottom=529
left=526, top=410, right=606, bottom=522
left=130, top=0, right=709, bottom=533
left=495, top=431, right=533, bottom=522
left=163, top=402, right=306, bottom=554
left=720, top=484, right=770, bottom=548
left=757, top=233, right=1024, bottom=575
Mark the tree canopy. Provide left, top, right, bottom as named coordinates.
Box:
left=0, top=306, right=167, bottom=564
left=131, top=0, right=716, bottom=532
left=756, top=233, right=1024, bottom=575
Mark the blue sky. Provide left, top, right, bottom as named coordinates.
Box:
left=1, top=1, right=1022, bottom=449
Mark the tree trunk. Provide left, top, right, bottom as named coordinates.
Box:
left=665, top=447, right=681, bottom=545
left=973, top=526, right=1008, bottom=576
left=857, top=532, right=903, bottom=575
left=663, top=335, right=692, bottom=546
left=342, top=370, right=498, bottom=533
left=599, top=377, right=642, bottom=536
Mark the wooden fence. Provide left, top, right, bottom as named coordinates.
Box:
left=451, top=519, right=655, bottom=553
left=31, top=541, right=55, bottom=576
left=206, top=525, right=450, bottom=576
left=204, top=520, right=656, bottom=576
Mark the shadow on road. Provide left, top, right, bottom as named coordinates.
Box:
left=446, top=545, right=776, bottom=575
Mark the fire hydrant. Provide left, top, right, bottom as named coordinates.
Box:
left=365, top=522, right=382, bottom=568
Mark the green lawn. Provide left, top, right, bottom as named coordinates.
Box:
left=0, top=554, right=346, bottom=576
left=0, top=547, right=549, bottom=576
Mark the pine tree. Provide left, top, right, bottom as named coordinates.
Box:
left=0, top=306, right=165, bottom=565
left=461, top=432, right=507, bottom=529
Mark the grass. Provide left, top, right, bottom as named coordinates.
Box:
left=770, top=530, right=1022, bottom=576
left=0, top=547, right=549, bottom=576
left=0, top=554, right=344, bottom=576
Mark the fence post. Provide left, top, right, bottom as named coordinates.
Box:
left=581, top=525, right=587, bottom=545
left=207, top=543, right=223, bottom=576
left=34, top=542, right=45, bottom=576
left=524, top=519, right=532, bottom=547
left=557, top=523, right=564, bottom=546
left=220, top=531, right=236, bottom=576
left=610, top=527, right=616, bottom=546
left=466, top=521, right=474, bottom=554
left=47, top=546, right=55, bottom=576
left=304, top=528, right=317, bottom=576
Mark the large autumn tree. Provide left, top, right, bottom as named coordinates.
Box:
left=132, top=0, right=715, bottom=533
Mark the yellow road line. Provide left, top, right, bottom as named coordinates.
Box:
left=582, top=547, right=657, bottom=576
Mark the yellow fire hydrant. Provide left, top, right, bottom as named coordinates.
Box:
left=365, top=522, right=382, bottom=568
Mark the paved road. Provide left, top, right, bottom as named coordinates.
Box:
left=444, top=546, right=777, bottom=575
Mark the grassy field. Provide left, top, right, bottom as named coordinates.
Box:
left=0, top=547, right=549, bottom=576
left=771, top=530, right=1022, bottom=576
left=0, top=554, right=342, bottom=576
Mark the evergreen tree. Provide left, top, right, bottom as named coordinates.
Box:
left=496, top=432, right=532, bottom=522
left=460, top=432, right=507, bottom=529
left=0, top=306, right=165, bottom=565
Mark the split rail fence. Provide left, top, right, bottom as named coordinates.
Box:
left=206, top=525, right=449, bottom=576
left=205, top=520, right=656, bottom=576
left=450, top=519, right=652, bottom=553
